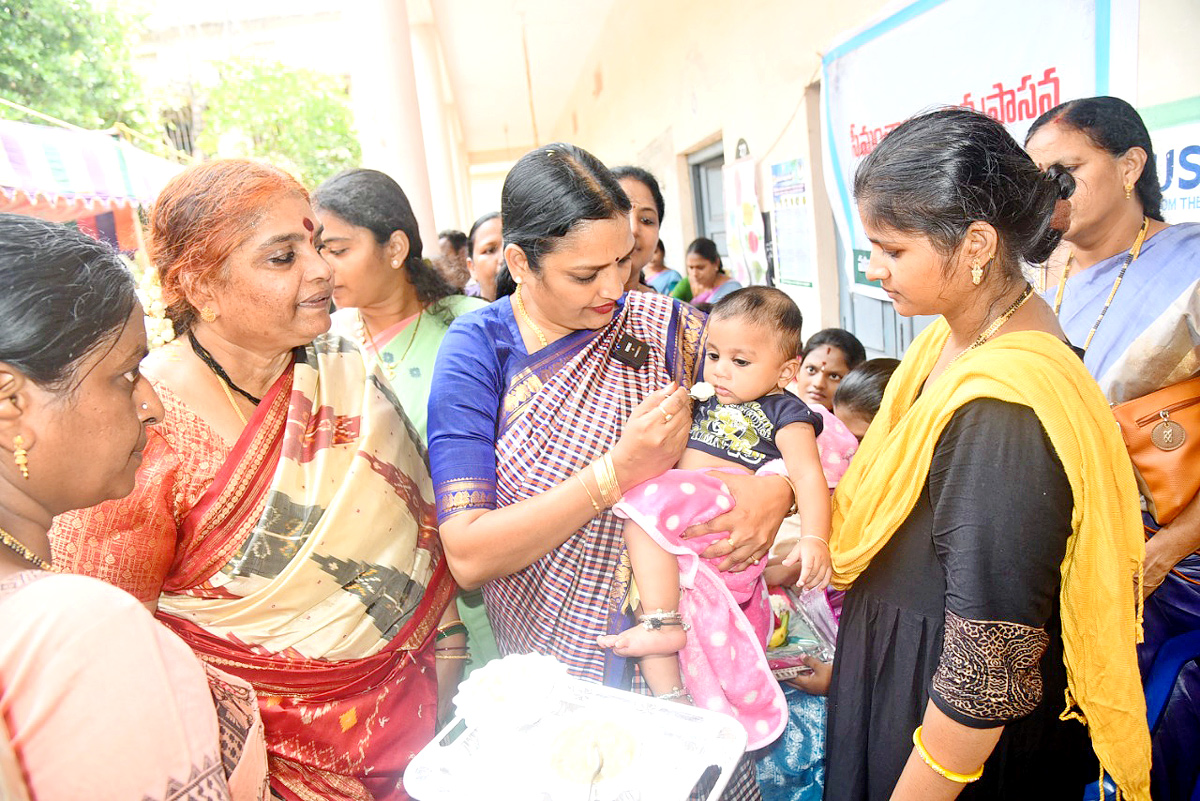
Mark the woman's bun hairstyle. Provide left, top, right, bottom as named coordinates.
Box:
left=854, top=107, right=1071, bottom=276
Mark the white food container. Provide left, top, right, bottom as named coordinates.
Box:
left=406, top=655, right=747, bottom=801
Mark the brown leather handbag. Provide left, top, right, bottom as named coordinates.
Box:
left=1111, top=374, right=1200, bottom=525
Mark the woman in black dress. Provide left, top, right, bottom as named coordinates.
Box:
left=823, top=109, right=1151, bottom=800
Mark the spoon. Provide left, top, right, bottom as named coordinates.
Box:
left=587, top=742, right=604, bottom=801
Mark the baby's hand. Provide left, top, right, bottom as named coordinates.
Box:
left=783, top=537, right=832, bottom=590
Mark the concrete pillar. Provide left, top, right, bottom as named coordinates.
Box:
left=349, top=0, right=437, bottom=254
left=411, top=22, right=466, bottom=231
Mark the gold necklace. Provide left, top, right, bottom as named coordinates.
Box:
left=1051, top=250, right=1073, bottom=315
left=217, top=375, right=249, bottom=426
left=1046, top=216, right=1149, bottom=352
left=358, top=309, right=424, bottom=382
left=0, top=526, right=52, bottom=571
left=514, top=285, right=548, bottom=349
left=944, top=283, right=1035, bottom=369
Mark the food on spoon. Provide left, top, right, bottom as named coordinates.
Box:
left=689, top=382, right=715, bottom=402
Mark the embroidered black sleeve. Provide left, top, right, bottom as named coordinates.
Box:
left=930, top=609, right=1050, bottom=727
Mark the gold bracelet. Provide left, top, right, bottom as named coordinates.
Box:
left=592, top=457, right=611, bottom=507
left=775, top=473, right=799, bottom=516
left=591, top=459, right=617, bottom=508
left=596, top=453, right=623, bottom=507
left=911, top=726, right=984, bottom=784
left=434, top=653, right=471, bottom=660
left=576, top=473, right=602, bottom=513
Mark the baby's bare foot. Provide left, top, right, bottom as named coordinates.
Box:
left=596, top=623, right=687, bottom=657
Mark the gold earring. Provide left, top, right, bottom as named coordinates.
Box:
left=970, top=258, right=983, bottom=286
left=1124, top=182, right=1133, bottom=200
left=199, top=307, right=217, bottom=323
left=13, top=435, right=28, bottom=480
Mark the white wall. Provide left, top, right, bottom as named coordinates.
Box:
left=521, top=0, right=1200, bottom=330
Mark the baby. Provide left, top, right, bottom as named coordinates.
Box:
left=598, top=287, right=831, bottom=748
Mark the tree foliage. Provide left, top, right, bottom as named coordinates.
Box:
left=0, top=0, right=146, bottom=128
left=199, top=59, right=361, bottom=188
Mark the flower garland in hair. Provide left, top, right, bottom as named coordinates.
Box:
left=135, top=265, right=176, bottom=349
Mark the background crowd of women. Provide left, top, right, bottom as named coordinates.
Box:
left=0, top=94, right=1195, bottom=801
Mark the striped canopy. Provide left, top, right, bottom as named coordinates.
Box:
left=0, top=117, right=181, bottom=216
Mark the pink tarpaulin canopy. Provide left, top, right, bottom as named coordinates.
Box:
left=0, top=119, right=181, bottom=236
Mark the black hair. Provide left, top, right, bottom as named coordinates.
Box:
left=0, top=213, right=138, bottom=391
left=501, top=143, right=631, bottom=273
left=611, top=165, right=665, bottom=223
left=438, top=229, right=468, bottom=252
left=854, top=107, right=1073, bottom=280
left=833, top=357, right=900, bottom=419
left=1026, top=96, right=1164, bottom=222
left=313, top=169, right=459, bottom=314
left=494, top=263, right=518, bottom=298
left=801, top=328, right=867, bottom=369
left=467, top=211, right=501, bottom=258
left=654, top=239, right=665, bottom=255
left=710, top=286, right=804, bottom=358
left=686, top=237, right=724, bottom=274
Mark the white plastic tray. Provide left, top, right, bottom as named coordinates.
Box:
left=406, top=675, right=747, bottom=801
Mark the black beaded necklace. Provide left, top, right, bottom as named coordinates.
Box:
left=187, top=330, right=262, bottom=406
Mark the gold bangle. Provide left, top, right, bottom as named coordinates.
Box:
left=576, top=473, right=602, bottom=513
left=595, top=453, right=622, bottom=507
left=434, top=653, right=471, bottom=660
left=592, top=457, right=611, bottom=506
left=775, top=473, right=799, bottom=516
left=911, top=726, right=984, bottom=784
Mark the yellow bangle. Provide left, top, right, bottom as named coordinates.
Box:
left=775, top=473, right=799, bottom=516
left=593, top=454, right=622, bottom=508
left=912, top=726, right=984, bottom=784
left=576, top=473, right=602, bottom=513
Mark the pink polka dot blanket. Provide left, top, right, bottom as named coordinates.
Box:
left=613, top=468, right=788, bottom=750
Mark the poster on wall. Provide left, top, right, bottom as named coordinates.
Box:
left=769, top=159, right=817, bottom=288
left=821, top=0, right=1139, bottom=296
left=1144, top=97, right=1200, bottom=225
left=722, top=156, right=768, bottom=287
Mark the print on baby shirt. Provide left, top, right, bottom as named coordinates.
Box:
left=687, top=393, right=822, bottom=469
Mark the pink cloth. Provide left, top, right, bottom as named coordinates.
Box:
left=809, top=401, right=859, bottom=489
left=0, top=571, right=267, bottom=801
left=614, top=469, right=788, bottom=750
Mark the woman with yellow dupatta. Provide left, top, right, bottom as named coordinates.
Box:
left=50, top=161, right=456, bottom=801
left=824, top=109, right=1150, bottom=800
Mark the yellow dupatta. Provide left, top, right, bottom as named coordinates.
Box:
left=831, top=318, right=1150, bottom=800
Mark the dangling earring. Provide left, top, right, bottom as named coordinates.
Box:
left=199, top=306, right=217, bottom=323
left=13, top=435, right=28, bottom=480
left=970, top=258, right=984, bottom=286
left=1124, top=182, right=1133, bottom=200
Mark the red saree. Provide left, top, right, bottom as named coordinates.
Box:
left=52, top=335, right=454, bottom=801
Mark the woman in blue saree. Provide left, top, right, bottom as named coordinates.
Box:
left=1027, top=96, right=1200, bottom=799
left=427, top=144, right=795, bottom=800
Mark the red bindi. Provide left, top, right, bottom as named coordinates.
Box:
left=302, top=217, right=315, bottom=232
